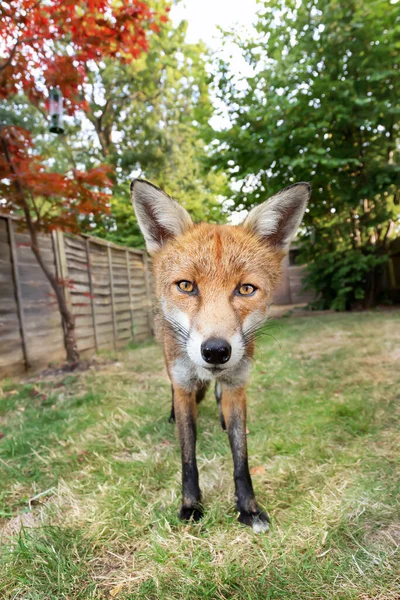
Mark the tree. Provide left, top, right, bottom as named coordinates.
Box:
left=45, top=17, right=227, bottom=247
left=0, top=0, right=166, bottom=362
left=210, top=0, right=400, bottom=309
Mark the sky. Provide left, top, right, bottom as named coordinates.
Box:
left=171, top=0, right=259, bottom=132
left=170, top=0, right=258, bottom=91
left=170, top=0, right=259, bottom=47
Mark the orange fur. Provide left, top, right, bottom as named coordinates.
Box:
left=153, top=223, right=284, bottom=364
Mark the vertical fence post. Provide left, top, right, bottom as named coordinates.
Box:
left=142, top=251, right=153, bottom=337
left=7, top=218, right=30, bottom=370
left=125, top=250, right=134, bottom=340
left=55, top=230, right=73, bottom=312
left=85, top=239, right=98, bottom=351
left=107, top=245, right=117, bottom=349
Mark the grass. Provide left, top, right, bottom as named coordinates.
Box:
left=0, top=311, right=399, bottom=599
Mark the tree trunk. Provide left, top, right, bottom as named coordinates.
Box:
left=1, top=134, right=80, bottom=366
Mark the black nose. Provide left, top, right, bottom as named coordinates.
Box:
left=201, top=338, right=231, bottom=365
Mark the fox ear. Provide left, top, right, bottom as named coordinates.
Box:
left=131, top=179, right=193, bottom=254
left=243, top=183, right=310, bottom=251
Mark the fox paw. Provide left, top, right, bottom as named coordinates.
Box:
left=179, top=504, right=203, bottom=522
left=238, top=508, right=270, bottom=533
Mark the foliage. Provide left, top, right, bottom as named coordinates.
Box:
left=305, top=248, right=388, bottom=311
left=0, top=0, right=164, bottom=107
left=210, top=0, right=400, bottom=309
left=0, top=125, right=112, bottom=233
left=1, top=312, right=399, bottom=598
left=0, top=0, right=164, bottom=361
left=1, top=1, right=226, bottom=251
left=62, top=17, right=228, bottom=247
left=0, top=0, right=166, bottom=233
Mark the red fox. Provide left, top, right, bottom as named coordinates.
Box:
left=131, top=179, right=310, bottom=532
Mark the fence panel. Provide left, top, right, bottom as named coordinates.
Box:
left=0, top=219, right=26, bottom=376
left=88, top=241, right=115, bottom=351
left=63, top=235, right=96, bottom=353
left=0, top=216, right=155, bottom=377
left=13, top=225, right=65, bottom=372
left=129, top=252, right=150, bottom=341
left=288, top=265, right=316, bottom=304
left=110, top=247, right=131, bottom=348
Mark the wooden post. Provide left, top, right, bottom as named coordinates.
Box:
left=125, top=250, right=134, bottom=340
left=86, top=239, right=98, bottom=351
left=52, top=230, right=62, bottom=287
left=107, top=245, right=117, bottom=349
left=7, top=218, right=30, bottom=370
left=55, top=230, right=73, bottom=312
left=142, top=251, right=153, bottom=337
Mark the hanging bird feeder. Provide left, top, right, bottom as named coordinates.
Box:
left=49, top=87, right=64, bottom=134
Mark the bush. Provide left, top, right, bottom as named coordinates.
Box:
left=305, top=249, right=388, bottom=311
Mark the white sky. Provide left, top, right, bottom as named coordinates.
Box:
left=171, top=0, right=258, bottom=133
left=171, top=0, right=258, bottom=47
left=171, top=0, right=258, bottom=93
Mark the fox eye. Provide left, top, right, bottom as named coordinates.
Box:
left=177, top=280, right=196, bottom=294
left=237, top=284, right=257, bottom=296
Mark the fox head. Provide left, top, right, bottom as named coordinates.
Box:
left=131, top=179, right=310, bottom=388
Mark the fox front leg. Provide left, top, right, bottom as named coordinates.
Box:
left=173, top=385, right=203, bottom=521
left=170, top=383, right=208, bottom=424
left=221, top=386, right=270, bottom=533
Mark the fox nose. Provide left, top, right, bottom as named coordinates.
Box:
left=201, top=338, right=232, bottom=365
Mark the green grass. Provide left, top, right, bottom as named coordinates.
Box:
left=0, top=311, right=399, bottom=599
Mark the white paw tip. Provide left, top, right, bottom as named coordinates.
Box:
left=252, top=516, right=270, bottom=534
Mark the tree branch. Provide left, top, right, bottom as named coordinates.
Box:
left=0, top=41, right=19, bottom=73
left=0, top=29, right=48, bottom=73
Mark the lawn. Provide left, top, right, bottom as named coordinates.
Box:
left=0, top=311, right=399, bottom=599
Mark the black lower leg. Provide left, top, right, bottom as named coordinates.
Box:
left=180, top=458, right=202, bottom=521
left=223, top=392, right=270, bottom=531
left=174, top=389, right=203, bottom=522
left=168, top=385, right=175, bottom=423
left=227, top=412, right=256, bottom=514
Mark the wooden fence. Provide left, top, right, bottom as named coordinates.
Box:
left=272, top=251, right=316, bottom=306
left=0, top=215, right=154, bottom=378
